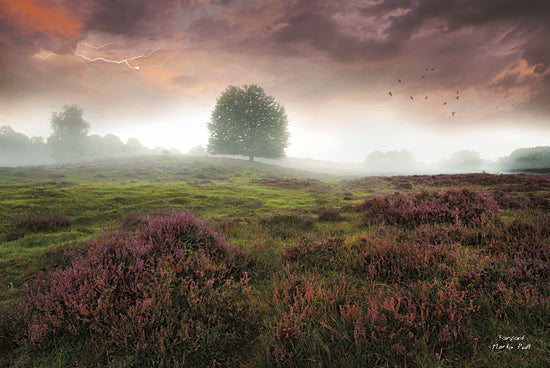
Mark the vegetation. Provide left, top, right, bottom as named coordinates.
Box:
left=208, top=84, right=290, bottom=162
left=0, top=155, right=549, bottom=367
left=48, top=105, right=91, bottom=163
left=499, top=146, right=550, bottom=172
left=0, top=106, right=152, bottom=167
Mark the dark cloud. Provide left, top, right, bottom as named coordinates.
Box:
left=489, top=72, right=522, bottom=92
left=187, top=17, right=233, bottom=42
left=271, top=5, right=400, bottom=62
left=1, top=0, right=550, bottom=136
left=87, top=0, right=155, bottom=35
left=171, top=74, right=199, bottom=87
left=519, top=73, right=550, bottom=115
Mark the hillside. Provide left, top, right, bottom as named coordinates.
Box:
left=1, top=156, right=549, bottom=367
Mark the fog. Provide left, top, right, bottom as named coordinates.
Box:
left=2, top=120, right=548, bottom=176
left=2, top=1, right=550, bottom=174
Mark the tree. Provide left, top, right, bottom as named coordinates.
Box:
left=499, top=146, right=550, bottom=171
left=0, top=125, right=53, bottom=166
left=207, top=84, right=289, bottom=161
left=186, top=145, right=207, bottom=156
left=48, top=105, right=90, bottom=162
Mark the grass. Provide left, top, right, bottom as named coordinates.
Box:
left=0, top=155, right=549, bottom=367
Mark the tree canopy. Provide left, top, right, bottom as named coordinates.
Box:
left=48, top=105, right=91, bottom=162
left=207, top=84, right=289, bottom=161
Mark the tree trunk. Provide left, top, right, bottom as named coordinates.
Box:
left=248, top=155, right=254, bottom=162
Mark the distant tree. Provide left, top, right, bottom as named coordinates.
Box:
left=126, top=138, right=144, bottom=154
left=102, top=134, right=125, bottom=156
left=48, top=105, right=90, bottom=162
left=207, top=84, right=289, bottom=162
left=186, top=145, right=207, bottom=156
left=0, top=125, right=53, bottom=166
left=499, top=146, right=550, bottom=171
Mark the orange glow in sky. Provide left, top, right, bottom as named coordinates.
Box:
left=0, top=0, right=83, bottom=39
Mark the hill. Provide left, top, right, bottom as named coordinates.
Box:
left=0, top=156, right=549, bottom=367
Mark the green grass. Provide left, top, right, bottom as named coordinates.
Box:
left=1, top=155, right=549, bottom=367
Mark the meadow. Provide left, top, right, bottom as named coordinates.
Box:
left=0, top=155, right=549, bottom=367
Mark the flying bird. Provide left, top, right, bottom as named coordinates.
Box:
left=388, top=91, right=392, bottom=96
left=398, top=79, right=402, bottom=83
left=443, top=102, right=447, bottom=105
left=410, top=96, right=414, bottom=100
left=457, top=91, right=459, bottom=95
left=456, top=96, right=460, bottom=100
left=425, top=96, right=428, bottom=100
left=431, top=67, right=436, bottom=71
left=422, top=74, right=426, bottom=78
left=452, top=111, right=456, bottom=116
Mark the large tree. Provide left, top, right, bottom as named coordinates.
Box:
left=48, top=105, right=90, bottom=162
left=207, top=84, right=289, bottom=161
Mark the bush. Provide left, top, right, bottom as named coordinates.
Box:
left=317, top=208, right=343, bottom=222
left=16, top=210, right=258, bottom=367
left=282, top=235, right=345, bottom=272
left=14, top=214, right=71, bottom=233
left=259, top=213, right=315, bottom=239
left=360, top=188, right=499, bottom=227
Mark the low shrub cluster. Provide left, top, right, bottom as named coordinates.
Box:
left=15, top=214, right=71, bottom=232
left=5, top=214, right=71, bottom=240
left=253, top=177, right=329, bottom=189
left=261, top=270, right=480, bottom=367
left=259, top=213, right=315, bottom=239
left=317, top=208, right=343, bottom=222
left=2, top=173, right=549, bottom=367
left=13, top=211, right=258, bottom=367
left=271, top=186, right=549, bottom=366
left=360, top=188, right=499, bottom=227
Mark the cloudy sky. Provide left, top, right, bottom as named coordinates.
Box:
left=1, top=0, right=549, bottom=163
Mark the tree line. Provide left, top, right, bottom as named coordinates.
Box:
left=0, top=105, right=152, bottom=167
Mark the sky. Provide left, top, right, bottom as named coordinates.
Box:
left=1, top=0, right=549, bottom=163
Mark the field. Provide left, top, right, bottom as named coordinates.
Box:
left=0, top=155, right=549, bottom=367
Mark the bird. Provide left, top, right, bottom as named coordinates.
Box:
left=455, top=96, right=460, bottom=100
left=457, top=91, right=459, bottom=95
left=431, top=67, right=436, bottom=71
left=452, top=111, right=456, bottom=116
left=388, top=91, right=392, bottom=96
left=425, top=96, right=428, bottom=100
left=410, top=96, right=414, bottom=100
left=443, top=102, right=447, bottom=105
left=425, top=68, right=429, bottom=71
left=398, top=79, right=402, bottom=83
left=422, top=74, right=426, bottom=78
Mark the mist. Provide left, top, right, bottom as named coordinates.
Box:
left=2, top=115, right=549, bottom=175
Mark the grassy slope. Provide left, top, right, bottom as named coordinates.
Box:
left=0, top=156, right=343, bottom=300
left=0, top=155, right=549, bottom=367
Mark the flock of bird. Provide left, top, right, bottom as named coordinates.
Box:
left=388, top=67, right=460, bottom=117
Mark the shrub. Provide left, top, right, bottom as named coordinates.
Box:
left=259, top=213, right=315, bottom=239
left=350, top=233, right=456, bottom=282
left=282, top=235, right=345, bottom=272
left=360, top=188, right=499, bottom=227
left=17, top=210, right=258, bottom=367
left=317, top=208, right=343, bottom=222
left=14, top=214, right=71, bottom=233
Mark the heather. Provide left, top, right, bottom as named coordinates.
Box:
left=0, top=157, right=549, bottom=367
left=16, top=211, right=257, bottom=366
